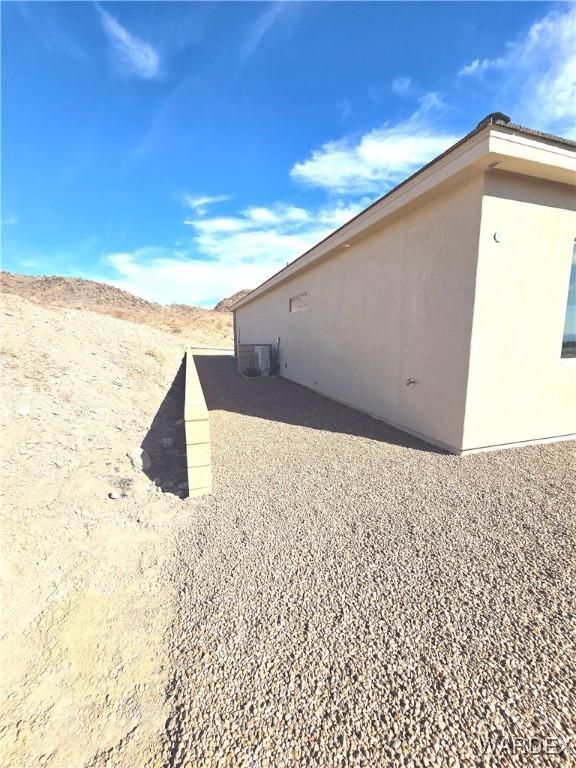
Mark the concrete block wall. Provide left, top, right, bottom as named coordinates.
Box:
left=184, top=348, right=212, bottom=497
left=237, top=344, right=256, bottom=374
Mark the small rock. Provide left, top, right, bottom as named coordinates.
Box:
left=18, top=406, right=30, bottom=417
left=128, top=449, right=152, bottom=471
left=108, top=491, right=119, bottom=499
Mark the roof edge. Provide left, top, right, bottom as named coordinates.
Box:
left=232, top=117, right=575, bottom=311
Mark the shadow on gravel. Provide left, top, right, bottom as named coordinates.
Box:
left=194, top=354, right=446, bottom=454
left=141, top=356, right=188, bottom=497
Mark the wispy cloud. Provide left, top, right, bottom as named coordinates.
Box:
left=458, top=58, right=498, bottom=78
left=95, top=3, right=160, bottom=80
left=132, top=75, right=199, bottom=156
left=337, top=98, right=352, bottom=121
left=391, top=76, right=413, bottom=96
left=1, top=214, right=19, bottom=226
left=102, top=247, right=270, bottom=307
left=458, top=5, right=576, bottom=137
left=241, top=2, right=291, bottom=61
left=290, top=93, right=457, bottom=195
left=186, top=201, right=363, bottom=264
left=183, top=194, right=231, bottom=216
left=101, top=199, right=366, bottom=305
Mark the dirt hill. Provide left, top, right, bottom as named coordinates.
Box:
left=0, top=291, right=192, bottom=767
left=213, top=288, right=252, bottom=312
left=0, top=272, right=234, bottom=346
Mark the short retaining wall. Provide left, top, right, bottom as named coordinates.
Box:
left=184, top=348, right=212, bottom=497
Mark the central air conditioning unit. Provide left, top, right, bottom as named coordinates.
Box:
left=255, top=345, right=271, bottom=376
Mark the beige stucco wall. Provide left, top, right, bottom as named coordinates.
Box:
left=462, top=171, right=576, bottom=451
left=236, top=175, right=484, bottom=451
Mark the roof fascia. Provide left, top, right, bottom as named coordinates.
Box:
left=232, top=124, right=575, bottom=311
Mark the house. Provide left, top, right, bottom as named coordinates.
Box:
left=231, top=114, right=576, bottom=455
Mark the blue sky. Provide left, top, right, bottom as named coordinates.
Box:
left=2, top=2, right=575, bottom=307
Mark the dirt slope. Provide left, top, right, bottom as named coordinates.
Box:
left=0, top=272, right=233, bottom=346
left=0, top=292, right=192, bottom=767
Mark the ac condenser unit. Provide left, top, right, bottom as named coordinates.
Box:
left=254, top=345, right=271, bottom=376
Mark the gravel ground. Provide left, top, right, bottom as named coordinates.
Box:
left=164, top=355, right=576, bottom=768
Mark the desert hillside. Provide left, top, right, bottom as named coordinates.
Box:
left=0, top=271, right=236, bottom=346
left=213, top=288, right=252, bottom=312
left=0, top=291, right=194, bottom=766
left=0, top=276, right=241, bottom=765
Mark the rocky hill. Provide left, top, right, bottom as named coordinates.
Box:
left=0, top=272, right=236, bottom=346
left=213, top=288, right=252, bottom=312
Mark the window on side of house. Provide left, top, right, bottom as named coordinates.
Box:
left=289, top=292, right=308, bottom=313
left=561, top=240, right=576, bottom=358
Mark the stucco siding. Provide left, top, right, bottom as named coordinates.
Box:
left=462, top=171, right=576, bottom=450
left=236, top=176, right=484, bottom=451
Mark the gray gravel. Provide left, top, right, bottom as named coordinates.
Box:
left=165, top=355, right=575, bottom=768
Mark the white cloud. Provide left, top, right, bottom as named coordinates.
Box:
left=242, top=205, right=310, bottom=225
left=1, top=214, right=18, bottom=226
left=96, top=3, right=160, bottom=80
left=183, top=194, right=231, bottom=216
left=290, top=94, right=458, bottom=195
left=101, top=200, right=366, bottom=305
left=101, top=248, right=258, bottom=306
left=100, top=243, right=291, bottom=307
left=186, top=201, right=364, bottom=264
left=458, top=58, right=500, bottom=78
left=243, top=206, right=282, bottom=225
left=187, top=217, right=250, bottom=234
left=391, top=76, right=412, bottom=96
left=458, top=5, right=576, bottom=136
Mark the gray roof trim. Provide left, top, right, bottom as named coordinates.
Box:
left=502, top=121, right=576, bottom=149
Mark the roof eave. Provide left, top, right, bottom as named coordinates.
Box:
left=232, top=122, right=575, bottom=311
